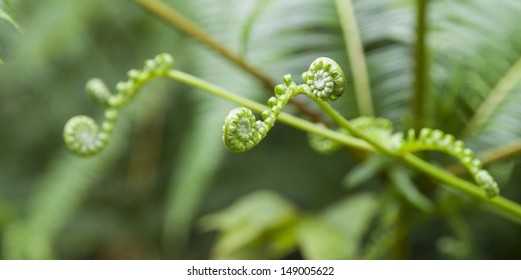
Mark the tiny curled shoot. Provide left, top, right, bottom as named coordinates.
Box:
left=63, top=53, right=174, bottom=156
left=222, top=57, right=347, bottom=152
left=222, top=107, right=268, bottom=153
left=222, top=75, right=298, bottom=153
left=63, top=109, right=118, bottom=156
left=401, top=128, right=499, bottom=197
left=302, top=57, right=346, bottom=101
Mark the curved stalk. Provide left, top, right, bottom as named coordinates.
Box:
left=312, top=99, right=395, bottom=156
left=166, top=70, right=373, bottom=152
left=165, top=69, right=521, bottom=222
left=64, top=52, right=521, bottom=223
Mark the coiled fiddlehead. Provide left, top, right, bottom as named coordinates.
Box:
left=400, top=128, right=499, bottom=197
left=223, top=75, right=299, bottom=152
left=302, top=57, right=346, bottom=101
left=63, top=53, right=174, bottom=156
left=223, top=57, right=346, bottom=152
left=63, top=109, right=118, bottom=156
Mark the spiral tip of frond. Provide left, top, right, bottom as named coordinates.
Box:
left=402, top=128, right=500, bottom=197
left=63, top=110, right=117, bottom=157
left=302, top=57, right=346, bottom=101
left=222, top=107, right=266, bottom=153
left=86, top=78, right=112, bottom=106
left=63, top=116, right=104, bottom=156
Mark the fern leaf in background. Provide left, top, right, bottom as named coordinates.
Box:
left=0, top=0, right=22, bottom=64
left=1, top=0, right=521, bottom=260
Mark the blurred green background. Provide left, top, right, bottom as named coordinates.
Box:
left=1, top=0, right=521, bottom=259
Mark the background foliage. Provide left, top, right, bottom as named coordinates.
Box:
left=1, top=0, right=521, bottom=259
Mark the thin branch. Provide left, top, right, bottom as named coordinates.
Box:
left=401, top=153, right=521, bottom=223
left=166, top=70, right=374, bottom=152
left=411, top=0, right=429, bottom=129
left=462, top=56, right=521, bottom=137
left=335, top=0, right=375, bottom=116
left=135, top=0, right=521, bottom=223
left=311, top=100, right=521, bottom=222
left=313, top=99, right=394, bottom=156
left=167, top=69, right=521, bottom=222
left=136, top=0, right=327, bottom=124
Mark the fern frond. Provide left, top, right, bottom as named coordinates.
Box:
left=401, top=128, right=499, bottom=197
left=430, top=0, right=521, bottom=152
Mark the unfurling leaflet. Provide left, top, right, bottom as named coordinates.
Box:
left=223, top=57, right=346, bottom=152
left=63, top=53, right=502, bottom=203
left=302, top=57, right=346, bottom=101
left=63, top=110, right=118, bottom=156
left=400, top=128, right=499, bottom=197
left=63, top=53, right=174, bottom=156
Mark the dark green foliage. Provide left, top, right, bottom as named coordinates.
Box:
left=2, top=0, right=521, bottom=260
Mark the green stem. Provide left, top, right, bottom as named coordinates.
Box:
left=402, top=153, right=521, bottom=223
left=312, top=94, right=521, bottom=222
left=166, top=70, right=521, bottom=222
left=313, top=98, right=395, bottom=156
left=411, top=0, right=429, bottom=129
left=166, top=70, right=373, bottom=152
left=335, top=0, right=375, bottom=116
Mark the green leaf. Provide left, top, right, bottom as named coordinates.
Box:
left=389, top=167, right=434, bottom=213
left=297, top=217, right=350, bottom=259
left=342, top=155, right=389, bottom=189
left=429, top=0, right=521, bottom=151
left=0, top=5, right=23, bottom=33
left=0, top=1, right=21, bottom=64
left=200, top=190, right=298, bottom=259
left=238, top=0, right=274, bottom=57
left=462, top=56, right=521, bottom=137
left=297, top=193, right=379, bottom=259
